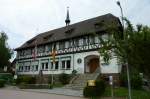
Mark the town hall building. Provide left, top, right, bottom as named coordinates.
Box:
left=15, top=11, right=122, bottom=77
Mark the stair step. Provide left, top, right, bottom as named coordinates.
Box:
left=63, top=73, right=100, bottom=90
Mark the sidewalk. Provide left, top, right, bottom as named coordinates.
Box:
left=4, top=85, right=83, bottom=97
left=3, top=86, right=126, bottom=99
left=20, top=88, right=83, bottom=97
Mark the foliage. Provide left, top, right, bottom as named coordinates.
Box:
left=120, top=71, right=142, bottom=89
left=48, top=75, right=53, bottom=84
left=103, top=87, right=150, bottom=99
left=0, top=32, right=12, bottom=69
left=83, top=80, right=106, bottom=98
left=15, top=76, right=36, bottom=84
left=0, top=73, right=13, bottom=84
left=99, top=18, right=150, bottom=78
left=83, top=86, right=97, bottom=97
left=72, top=70, right=77, bottom=76
left=59, top=73, right=71, bottom=85
left=0, top=79, right=5, bottom=88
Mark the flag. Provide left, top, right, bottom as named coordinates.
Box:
left=32, top=40, right=37, bottom=61
left=51, top=44, right=56, bottom=64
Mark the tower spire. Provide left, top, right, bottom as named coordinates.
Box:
left=65, top=7, right=70, bottom=26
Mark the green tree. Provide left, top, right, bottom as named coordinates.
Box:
left=99, top=18, right=150, bottom=78
left=0, top=32, right=11, bottom=70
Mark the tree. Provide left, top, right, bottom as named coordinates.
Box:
left=99, top=18, right=150, bottom=78
left=0, top=32, right=11, bottom=70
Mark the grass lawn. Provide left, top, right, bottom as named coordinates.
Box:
left=103, top=87, right=150, bottom=99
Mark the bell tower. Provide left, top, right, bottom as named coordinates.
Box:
left=65, top=7, right=71, bottom=26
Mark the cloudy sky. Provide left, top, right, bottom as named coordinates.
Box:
left=0, top=0, right=150, bottom=50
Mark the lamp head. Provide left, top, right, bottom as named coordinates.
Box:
left=116, top=0, right=120, bottom=6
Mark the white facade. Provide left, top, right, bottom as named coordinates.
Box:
left=16, top=34, right=121, bottom=75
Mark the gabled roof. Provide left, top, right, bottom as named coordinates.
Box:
left=15, top=13, right=122, bottom=51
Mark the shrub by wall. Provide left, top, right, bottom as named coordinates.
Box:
left=0, top=79, right=5, bottom=88
left=15, top=76, right=36, bottom=84
left=120, top=72, right=142, bottom=89
left=83, top=80, right=106, bottom=98
left=59, top=73, right=71, bottom=85
left=0, top=73, right=13, bottom=84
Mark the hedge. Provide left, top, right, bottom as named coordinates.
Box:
left=83, top=80, right=106, bottom=98
left=0, top=79, right=5, bottom=88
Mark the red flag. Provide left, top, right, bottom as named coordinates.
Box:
left=51, top=44, right=56, bottom=64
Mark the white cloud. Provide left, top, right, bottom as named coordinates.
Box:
left=0, top=0, right=149, bottom=49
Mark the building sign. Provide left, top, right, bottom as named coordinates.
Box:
left=87, top=80, right=96, bottom=86
left=109, top=76, right=113, bottom=85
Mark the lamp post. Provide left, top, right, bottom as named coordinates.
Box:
left=116, top=1, right=132, bottom=99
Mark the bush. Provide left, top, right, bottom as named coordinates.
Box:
left=83, top=80, right=106, bottom=98
left=131, top=75, right=142, bottom=89
left=0, top=73, right=13, bottom=84
left=72, top=70, right=77, bottom=76
left=0, top=79, right=5, bottom=88
left=120, top=72, right=142, bottom=89
left=59, top=73, right=71, bottom=85
left=15, top=76, right=36, bottom=84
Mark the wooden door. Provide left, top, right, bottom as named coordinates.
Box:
left=89, top=58, right=99, bottom=73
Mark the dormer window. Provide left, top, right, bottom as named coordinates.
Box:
left=43, top=33, right=53, bottom=40
left=94, top=20, right=105, bottom=29
left=65, top=28, right=74, bottom=34
left=27, top=39, right=36, bottom=44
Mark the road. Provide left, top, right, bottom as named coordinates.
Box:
left=0, top=89, right=84, bottom=99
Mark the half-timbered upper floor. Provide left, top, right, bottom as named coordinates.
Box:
left=15, top=13, right=122, bottom=60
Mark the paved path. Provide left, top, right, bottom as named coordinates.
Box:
left=4, top=86, right=83, bottom=97
left=22, top=88, right=83, bottom=97
left=0, top=89, right=84, bottom=99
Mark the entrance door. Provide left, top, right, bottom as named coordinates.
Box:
left=88, top=58, right=99, bottom=73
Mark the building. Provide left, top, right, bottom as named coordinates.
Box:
left=15, top=12, right=122, bottom=77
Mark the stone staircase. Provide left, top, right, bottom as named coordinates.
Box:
left=64, top=67, right=100, bottom=90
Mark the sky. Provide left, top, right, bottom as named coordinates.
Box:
left=0, top=0, right=150, bottom=50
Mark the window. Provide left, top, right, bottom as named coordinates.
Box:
left=83, top=37, right=87, bottom=45
left=68, top=41, right=73, bottom=48
left=20, top=50, right=25, bottom=56
left=74, top=39, right=79, bottom=47
left=19, top=66, right=22, bottom=71
left=25, top=66, right=28, bottom=72
left=21, top=66, right=23, bottom=71
left=41, top=62, right=48, bottom=70
left=62, top=61, right=66, bottom=69
left=66, top=60, right=71, bottom=69
left=90, top=36, right=95, bottom=44
left=38, top=46, right=45, bottom=53
left=45, top=63, right=48, bottom=69
left=61, top=59, right=71, bottom=70
left=35, top=65, right=38, bottom=71
left=46, top=44, right=52, bottom=52
left=51, top=62, right=54, bottom=70
left=55, top=61, right=59, bottom=70
left=42, top=63, right=44, bottom=70
left=27, top=66, right=30, bottom=71
left=59, top=42, right=65, bottom=50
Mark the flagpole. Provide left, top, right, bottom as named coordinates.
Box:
left=51, top=43, right=56, bottom=86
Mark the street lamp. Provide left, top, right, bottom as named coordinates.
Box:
left=116, top=1, right=132, bottom=99
left=116, top=1, right=124, bottom=30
